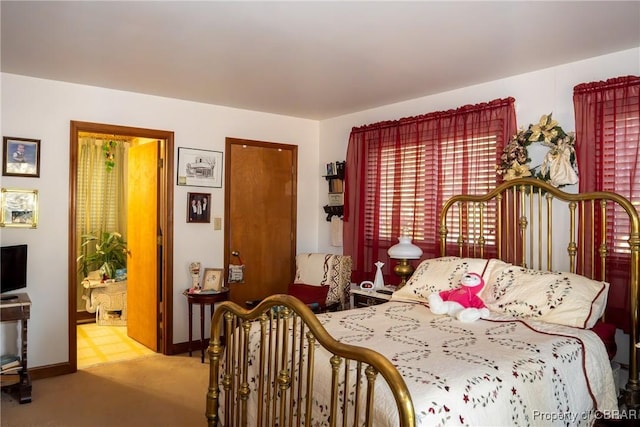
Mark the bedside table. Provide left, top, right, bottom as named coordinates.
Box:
left=351, top=287, right=393, bottom=308
left=183, top=288, right=229, bottom=363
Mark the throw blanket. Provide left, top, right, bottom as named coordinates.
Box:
left=227, top=301, right=618, bottom=426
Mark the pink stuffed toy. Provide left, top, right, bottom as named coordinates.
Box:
left=428, top=272, right=490, bottom=322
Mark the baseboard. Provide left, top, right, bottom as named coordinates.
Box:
left=29, top=362, right=74, bottom=380
left=75, top=310, right=95, bottom=324
left=170, top=339, right=209, bottom=356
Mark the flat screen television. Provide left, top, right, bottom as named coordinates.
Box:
left=1, top=244, right=28, bottom=296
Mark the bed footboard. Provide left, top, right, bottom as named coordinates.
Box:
left=206, top=294, right=415, bottom=426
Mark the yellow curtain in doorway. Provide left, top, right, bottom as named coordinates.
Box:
left=76, top=136, right=127, bottom=280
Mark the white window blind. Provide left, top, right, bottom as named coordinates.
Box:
left=600, top=105, right=640, bottom=253
left=364, top=133, right=498, bottom=245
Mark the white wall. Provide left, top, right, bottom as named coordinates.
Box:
left=0, top=74, right=320, bottom=367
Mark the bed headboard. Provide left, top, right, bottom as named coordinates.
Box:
left=438, top=177, right=639, bottom=408
left=206, top=295, right=415, bottom=426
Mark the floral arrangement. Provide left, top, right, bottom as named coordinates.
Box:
left=103, top=140, right=117, bottom=172
left=496, top=113, right=578, bottom=187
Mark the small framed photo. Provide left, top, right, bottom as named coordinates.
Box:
left=203, top=268, right=224, bottom=291
left=3, top=137, right=41, bottom=178
left=177, top=147, right=223, bottom=188
left=0, top=188, right=39, bottom=228
left=187, top=192, right=211, bottom=223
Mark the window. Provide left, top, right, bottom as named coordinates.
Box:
left=367, top=140, right=429, bottom=242
left=440, top=134, right=499, bottom=247
left=344, top=98, right=516, bottom=284
left=575, top=77, right=640, bottom=254
left=599, top=109, right=640, bottom=253
left=574, top=75, right=639, bottom=332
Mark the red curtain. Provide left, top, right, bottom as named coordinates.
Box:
left=344, top=98, right=516, bottom=285
left=574, top=75, right=640, bottom=333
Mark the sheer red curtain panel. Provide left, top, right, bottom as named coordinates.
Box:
left=574, top=75, right=640, bottom=333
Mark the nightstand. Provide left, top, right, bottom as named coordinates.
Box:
left=183, top=288, right=229, bottom=363
left=350, top=287, right=393, bottom=308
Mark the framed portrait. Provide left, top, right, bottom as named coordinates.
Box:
left=203, top=268, right=224, bottom=291
left=2, top=137, right=41, bottom=178
left=187, top=192, right=211, bottom=223
left=177, top=147, right=223, bottom=188
left=0, top=188, right=39, bottom=228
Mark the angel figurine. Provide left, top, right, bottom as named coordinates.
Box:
left=540, top=139, right=579, bottom=187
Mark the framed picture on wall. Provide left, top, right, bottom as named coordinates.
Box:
left=187, top=192, right=211, bottom=223
left=0, top=188, right=39, bottom=228
left=2, top=137, right=41, bottom=178
left=177, top=147, right=223, bottom=188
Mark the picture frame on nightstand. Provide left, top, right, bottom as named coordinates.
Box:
left=202, top=268, right=223, bottom=291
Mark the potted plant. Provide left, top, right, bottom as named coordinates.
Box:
left=77, top=231, right=128, bottom=279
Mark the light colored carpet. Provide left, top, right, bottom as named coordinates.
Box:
left=1, top=353, right=210, bottom=427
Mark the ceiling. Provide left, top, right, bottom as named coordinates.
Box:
left=2, top=1, right=639, bottom=120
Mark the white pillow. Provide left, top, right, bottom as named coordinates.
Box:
left=483, top=263, right=609, bottom=329
left=391, top=257, right=492, bottom=304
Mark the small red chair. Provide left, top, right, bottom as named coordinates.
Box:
left=288, top=253, right=352, bottom=312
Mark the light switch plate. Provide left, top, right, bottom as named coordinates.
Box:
left=213, top=217, right=222, bottom=230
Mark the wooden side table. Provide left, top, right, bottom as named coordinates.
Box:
left=0, top=293, right=32, bottom=404
left=183, top=288, right=229, bottom=363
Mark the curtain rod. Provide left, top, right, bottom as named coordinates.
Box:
left=78, top=132, right=134, bottom=142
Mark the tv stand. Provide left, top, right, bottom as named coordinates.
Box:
left=0, top=293, right=31, bottom=403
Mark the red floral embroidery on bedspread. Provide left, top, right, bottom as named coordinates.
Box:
left=220, top=303, right=613, bottom=426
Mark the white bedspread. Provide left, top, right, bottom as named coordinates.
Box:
left=229, top=301, right=618, bottom=426
left=317, top=302, right=617, bottom=426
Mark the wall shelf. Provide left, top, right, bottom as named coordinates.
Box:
left=323, top=205, right=343, bottom=222
left=322, top=161, right=345, bottom=221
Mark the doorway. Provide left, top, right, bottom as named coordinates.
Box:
left=68, top=121, right=174, bottom=372
left=224, top=138, right=297, bottom=305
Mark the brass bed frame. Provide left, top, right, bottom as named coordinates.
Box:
left=206, top=178, right=639, bottom=425
left=206, top=295, right=415, bottom=426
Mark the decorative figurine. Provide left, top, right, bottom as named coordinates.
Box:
left=373, top=261, right=385, bottom=290
left=189, top=261, right=201, bottom=292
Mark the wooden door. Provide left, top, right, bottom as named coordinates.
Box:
left=127, top=140, right=159, bottom=350
left=225, top=139, right=297, bottom=305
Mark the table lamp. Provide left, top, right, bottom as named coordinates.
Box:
left=387, top=234, right=423, bottom=288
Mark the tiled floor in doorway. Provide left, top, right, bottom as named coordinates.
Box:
left=77, top=323, right=155, bottom=369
